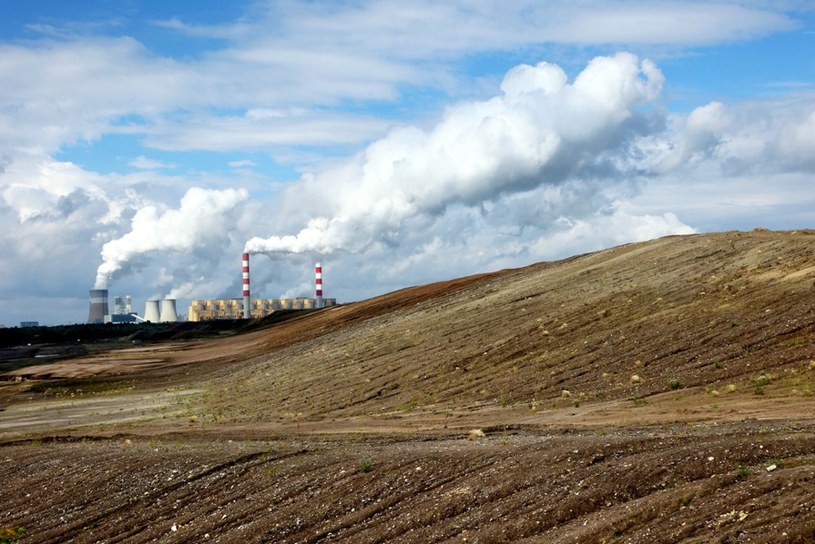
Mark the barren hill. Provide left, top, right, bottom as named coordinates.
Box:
left=2, top=229, right=815, bottom=543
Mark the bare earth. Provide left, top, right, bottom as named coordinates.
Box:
left=2, top=229, right=815, bottom=543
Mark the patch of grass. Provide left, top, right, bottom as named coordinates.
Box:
left=0, top=526, right=26, bottom=544
left=669, top=379, right=682, bottom=390
left=754, top=375, right=771, bottom=395
left=787, top=336, right=806, bottom=347
left=679, top=496, right=694, bottom=507
left=359, top=459, right=374, bottom=473
left=632, top=396, right=647, bottom=407
left=735, top=465, right=750, bottom=479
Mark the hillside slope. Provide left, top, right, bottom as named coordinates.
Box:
left=3, top=229, right=815, bottom=544
left=194, top=229, right=815, bottom=426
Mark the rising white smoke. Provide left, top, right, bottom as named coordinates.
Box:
left=245, top=53, right=665, bottom=257
left=95, top=187, right=248, bottom=288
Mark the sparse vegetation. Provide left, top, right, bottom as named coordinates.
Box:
left=669, top=379, right=682, bottom=390
left=0, top=527, right=26, bottom=544
left=4, top=231, right=815, bottom=543
left=754, top=375, right=772, bottom=395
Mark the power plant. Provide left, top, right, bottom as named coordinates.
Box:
left=159, top=299, right=179, bottom=322
left=88, top=290, right=145, bottom=323
left=87, top=289, right=109, bottom=324
left=187, top=254, right=336, bottom=321
left=144, top=300, right=160, bottom=322
left=87, top=256, right=335, bottom=323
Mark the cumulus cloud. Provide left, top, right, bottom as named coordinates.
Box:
left=654, top=101, right=731, bottom=173
left=651, top=93, right=815, bottom=177
left=95, top=187, right=248, bottom=288
left=246, top=53, right=668, bottom=257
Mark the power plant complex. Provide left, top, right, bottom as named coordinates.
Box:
left=189, top=255, right=335, bottom=321
left=87, top=289, right=179, bottom=324
left=87, top=255, right=335, bottom=324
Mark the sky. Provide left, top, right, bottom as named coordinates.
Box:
left=1, top=1, right=814, bottom=326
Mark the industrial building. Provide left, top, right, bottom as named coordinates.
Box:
left=182, top=254, right=338, bottom=321
left=188, top=297, right=336, bottom=321
left=143, top=299, right=179, bottom=323
left=86, top=289, right=179, bottom=324
left=113, top=296, right=132, bottom=315
left=87, top=289, right=109, bottom=324
left=87, top=256, right=331, bottom=324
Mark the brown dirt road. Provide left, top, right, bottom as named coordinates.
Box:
left=2, top=229, right=815, bottom=543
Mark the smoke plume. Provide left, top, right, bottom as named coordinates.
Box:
left=95, top=187, right=248, bottom=288
left=245, top=53, right=664, bottom=257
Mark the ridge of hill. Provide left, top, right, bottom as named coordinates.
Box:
left=3, top=229, right=815, bottom=543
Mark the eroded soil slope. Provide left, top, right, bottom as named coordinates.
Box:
left=2, top=230, right=815, bottom=543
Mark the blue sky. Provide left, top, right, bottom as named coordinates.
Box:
left=1, top=1, right=814, bottom=325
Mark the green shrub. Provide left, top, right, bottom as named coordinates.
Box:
left=669, top=379, right=681, bottom=390
left=754, top=375, right=771, bottom=395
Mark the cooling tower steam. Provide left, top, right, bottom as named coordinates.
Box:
left=95, top=187, right=248, bottom=289
left=244, top=53, right=664, bottom=258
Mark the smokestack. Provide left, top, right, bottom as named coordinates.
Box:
left=144, top=300, right=160, bottom=322
left=242, top=252, right=250, bottom=319
left=87, top=289, right=109, bottom=324
left=315, top=262, right=323, bottom=309
left=160, top=299, right=178, bottom=323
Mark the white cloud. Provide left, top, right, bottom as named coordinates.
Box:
left=246, top=53, right=671, bottom=257
left=129, top=156, right=176, bottom=170
left=95, top=187, right=249, bottom=288
left=651, top=93, right=815, bottom=176
left=145, top=110, right=390, bottom=151
left=228, top=160, right=256, bottom=169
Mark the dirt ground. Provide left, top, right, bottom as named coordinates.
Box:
left=2, top=229, right=815, bottom=543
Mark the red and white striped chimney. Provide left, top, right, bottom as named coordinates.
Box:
left=315, top=262, right=323, bottom=308
left=242, top=252, right=251, bottom=319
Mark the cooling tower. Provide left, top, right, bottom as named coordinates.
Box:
left=144, top=300, right=160, bottom=322
left=87, top=289, right=109, bottom=324
left=242, top=253, right=250, bottom=319
left=160, top=299, right=178, bottom=323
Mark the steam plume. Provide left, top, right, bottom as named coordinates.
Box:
left=245, top=53, right=664, bottom=257
left=95, top=187, right=248, bottom=288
